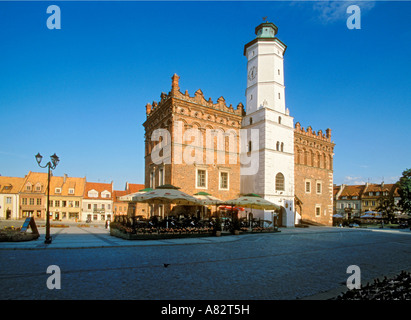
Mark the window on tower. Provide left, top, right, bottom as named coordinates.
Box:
left=275, top=173, right=285, bottom=191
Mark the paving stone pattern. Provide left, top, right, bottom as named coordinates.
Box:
left=1, top=224, right=411, bottom=300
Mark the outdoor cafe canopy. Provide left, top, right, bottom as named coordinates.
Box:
left=121, top=184, right=201, bottom=206
left=222, top=193, right=281, bottom=211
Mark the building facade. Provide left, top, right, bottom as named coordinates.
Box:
left=48, top=174, right=86, bottom=221
left=143, top=21, right=335, bottom=226
left=294, top=123, right=335, bottom=225
left=0, top=176, right=25, bottom=219
left=18, top=171, right=48, bottom=219
left=82, top=182, right=114, bottom=222
left=144, top=74, right=244, bottom=217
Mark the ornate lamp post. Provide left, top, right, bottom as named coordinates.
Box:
left=35, top=152, right=59, bottom=244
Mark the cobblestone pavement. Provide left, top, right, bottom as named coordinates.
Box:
left=1, top=222, right=411, bottom=300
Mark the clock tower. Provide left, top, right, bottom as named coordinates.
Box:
left=241, top=21, right=295, bottom=227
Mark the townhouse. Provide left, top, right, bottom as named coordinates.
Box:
left=82, top=182, right=114, bottom=222
left=0, top=176, right=25, bottom=219
left=48, top=174, right=86, bottom=221
left=334, top=182, right=402, bottom=218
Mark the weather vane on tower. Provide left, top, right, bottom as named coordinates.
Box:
left=263, top=16, right=268, bottom=22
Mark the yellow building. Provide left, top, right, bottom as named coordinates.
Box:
left=0, top=176, right=25, bottom=219
left=48, top=174, right=86, bottom=221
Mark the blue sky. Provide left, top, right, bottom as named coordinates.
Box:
left=0, top=1, right=410, bottom=190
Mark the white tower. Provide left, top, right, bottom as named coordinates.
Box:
left=240, top=21, right=295, bottom=227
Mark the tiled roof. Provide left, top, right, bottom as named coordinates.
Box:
left=113, top=190, right=128, bottom=202
left=126, top=183, right=145, bottom=194
left=84, top=182, right=113, bottom=200
left=0, top=176, right=26, bottom=194
left=340, top=185, right=364, bottom=197
left=20, top=171, right=49, bottom=193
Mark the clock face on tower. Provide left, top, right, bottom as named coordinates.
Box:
left=248, top=66, right=257, bottom=81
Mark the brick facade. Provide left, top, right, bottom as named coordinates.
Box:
left=144, top=76, right=336, bottom=224
left=294, top=123, right=335, bottom=225
left=144, top=74, right=244, bottom=216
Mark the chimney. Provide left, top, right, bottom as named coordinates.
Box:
left=64, top=173, right=67, bottom=183
left=171, top=74, right=180, bottom=95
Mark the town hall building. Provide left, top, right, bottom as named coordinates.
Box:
left=143, top=21, right=335, bottom=226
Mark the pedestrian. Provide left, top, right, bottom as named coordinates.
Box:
left=105, top=220, right=108, bottom=229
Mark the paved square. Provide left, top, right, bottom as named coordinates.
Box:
left=1, top=226, right=410, bottom=300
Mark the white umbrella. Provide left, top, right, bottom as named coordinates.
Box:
left=119, top=187, right=153, bottom=201
left=130, top=185, right=201, bottom=206
left=193, top=192, right=223, bottom=219
left=222, top=193, right=281, bottom=211
left=333, top=214, right=343, bottom=218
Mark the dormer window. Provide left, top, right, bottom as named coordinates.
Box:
left=68, top=188, right=75, bottom=195
left=55, top=188, right=61, bottom=194
left=26, top=184, right=32, bottom=191
left=101, top=190, right=111, bottom=199
left=88, top=190, right=98, bottom=198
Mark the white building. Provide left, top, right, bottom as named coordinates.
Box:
left=0, top=177, right=25, bottom=220
left=82, top=182, right=114, bottom=222
left=241, top=21, right=295, bottom=227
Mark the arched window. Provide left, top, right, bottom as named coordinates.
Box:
left=278, top=116, right=282, bottom=124
left=276, top=141, right=280, bottom=151
left=275, top=173, right=285, bottom=191
left=249, top=117, right=253, bottom=125
left=281, top=142, right=284, bottom=152
left=248, top=141, right=252, bottom=152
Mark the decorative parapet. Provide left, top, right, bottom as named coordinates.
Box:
left=145, top=74, right=245, bottom=118
left=294, top=122, right=332, bottom=142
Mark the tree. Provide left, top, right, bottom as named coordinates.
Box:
left=375, top=193, right=398, bottom=223
left=398, top=168, right=411, bottom=214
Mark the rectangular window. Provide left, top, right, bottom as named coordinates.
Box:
left=6, top=197, right=11, bottom=204
left=62, top=201, right=67, bottom=207
left=37, top=198, right=41, bottom=205
left=88, top=204, right=91, bottom=210
left=305, top=181, right=311, bottom=193
left=315, top=206, right=321, bottom=217
left=340, top=203, right=344, bottom=209
left=316, top=182, right=322, bottom=194
left=159, top=167, right=164, bottom=186
left=55, top=200, right=60, bottom=207
left=197, top=169, right=206, bottom=188
left=150, top=171, right=155, bottom=188
left=220, top=172, right=229, bottom=190
left=372, top=201, right=375, bottom=206
left=29, top=198, right=34, bottom=205
left=68, top=201, right=73, bottom=207
left=22, top=198, right=27, bottom=205
left=93, top=204, right=97, bottom=211
left=68, top=188, right=74, bottom=194
left=365, top=201, right=368, bottom=206
left=75, top=201, right=79, bottom=208
left=55, top=188, right=61, bottom=194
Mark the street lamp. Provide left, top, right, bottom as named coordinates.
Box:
left=35, top=152, right=60, bottom=244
